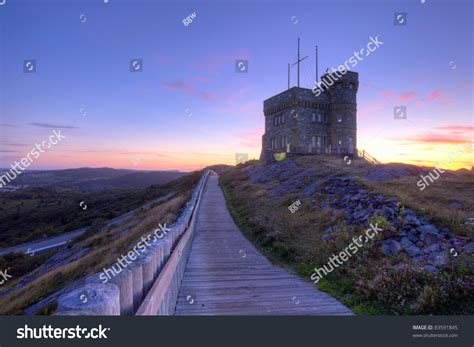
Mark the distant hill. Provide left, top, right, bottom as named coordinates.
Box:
left=206, top=164, right=234, bottom=174
left=0, top=169, right=199, bottom=248
left=1, top=167, right=185, bottom=191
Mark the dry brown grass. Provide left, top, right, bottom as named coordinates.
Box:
left=296, top=155, right=474, bottom=237
left=219, top=158, right=473, bottom=315
left=220, top=166, right=340, bottom=267
left=0, top=193, right=191, bottom=315
left=360, top=174, right=474, bottom=238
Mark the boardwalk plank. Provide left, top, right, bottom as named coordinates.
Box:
left=174, top=175, right=353, bottom=316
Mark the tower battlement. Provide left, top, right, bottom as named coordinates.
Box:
left=259, top=72, right=358, bottom=162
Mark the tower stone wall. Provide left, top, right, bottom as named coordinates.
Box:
left=260, top=71, right=358, bottom=162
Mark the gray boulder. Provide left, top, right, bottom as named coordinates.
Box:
left=428, top=251, right=449, bottom=267
left=463, top=242, right=474, bottom=254
left=380, top=240, right=401, bottom=256
left=321, top=233, right=334, bottom=241
left=404, top=214, right=421, bottom=226
left=422, top=265, right=437, bottom=273
left=418, top=225, right=441, bottom=245
left=417, top=224, right=440, bottom=234
left=423, top=244, right=441, bottom=254
left=407, top=230, right=419, bottom=243
left=401, top=237, right=421, bottom=257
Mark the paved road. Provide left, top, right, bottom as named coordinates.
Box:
left=174, top=175, right=353, bottom=315
left=0, top=195, right=171, bottom=257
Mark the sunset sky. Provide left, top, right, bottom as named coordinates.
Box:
left=0, top=0, right=472, bottom=171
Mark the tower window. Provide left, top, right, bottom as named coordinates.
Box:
left=323, top=114, right=327, bottom=122
left=281, top=137, right=286, bottom=148
left=274, top=115, right=285, bottom=126
left=272, top=138, right=277, bottom=149
left=337, top=114, right=343, bottom=123
left=312, top=113, right=316, bottom=122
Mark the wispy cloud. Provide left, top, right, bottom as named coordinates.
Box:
left=229, top=127, right=263, bottom=148
left=2, top=143, right=29, bottom=147
left=458, top=82, right=474, bottom=90
left=188, top=50, right=251, bottom=74
left=435, top=125, right=474, bottom=132
left=399, top=92, right=417, bottom=102
left=428, top=90, right=443, bottom=101
left=379, top=90, right=394, bottom=100
left=163, top=80, right=218, bottom=101
left=119, top=151, right=174, bottom=159
left=29, top=123, right=79, bottom=129
left=396, top=133, right=470, bottom=145
left=0, top=123, right=16, bottom=128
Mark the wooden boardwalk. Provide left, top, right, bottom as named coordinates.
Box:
left=174, top=174, right=353, bottom=315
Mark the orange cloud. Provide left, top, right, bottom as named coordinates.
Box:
left=399, top=134, right=470, bottom=145
left=428, top=90, right=442, bottom=101
left=399, top=92, right=417, bottom=102
left=435, top=125, right=474, bottom=132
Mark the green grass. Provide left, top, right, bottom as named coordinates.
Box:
left=219, top=159, right=474, bottom=315
left=220, top=176, right=384, bottom=315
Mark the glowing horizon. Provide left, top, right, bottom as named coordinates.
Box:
left=1, top=0, right=472, bottom=172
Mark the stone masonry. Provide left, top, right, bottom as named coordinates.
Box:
left=260, top=71, right=358, bottom=162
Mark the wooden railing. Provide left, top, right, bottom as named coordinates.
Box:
left=357, top=149, right=381, bottom=165
left=54, top=170, right=211, bottom=316
left=136, top=170, right=210, bottom=315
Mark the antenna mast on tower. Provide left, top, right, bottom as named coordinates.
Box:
left=287, top=63, right=290, bottom=90
left=292, top=38, right=308, bottom=88
left=315, top=45, right=319, bottom=83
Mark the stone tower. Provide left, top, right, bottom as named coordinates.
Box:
left=260, top=71, right=358, bottom=162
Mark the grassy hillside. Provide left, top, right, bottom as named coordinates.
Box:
left=220, top=156, right=473, bottom=315
left=0, top=171, right=203, bottom=315
left=0, top=171, right=185, bottom=248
